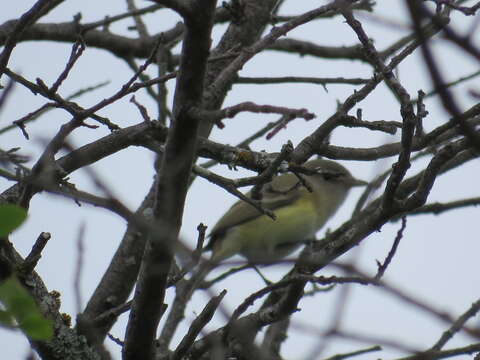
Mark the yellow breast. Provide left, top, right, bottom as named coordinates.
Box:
left=218, top=194, right=323, bottom=262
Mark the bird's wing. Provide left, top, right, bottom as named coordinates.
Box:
left=207, top=173, right=305, bottom=244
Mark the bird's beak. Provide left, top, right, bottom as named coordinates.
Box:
left=347, top=177, right=368, bottom=187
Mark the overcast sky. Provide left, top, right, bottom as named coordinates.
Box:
left=1, top=1, right=479, bottom=359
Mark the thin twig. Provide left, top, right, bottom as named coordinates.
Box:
left=74, top=223, right=86, bottom=315
left=375, top=216, right=407, bottom=280
left=430, top=298, right=480, bottom=351
left=321, top=345, right=382, bottom=360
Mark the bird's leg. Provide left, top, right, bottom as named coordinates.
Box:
left=250, top=264, right=273, bottom=285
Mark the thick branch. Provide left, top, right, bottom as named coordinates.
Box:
left=123, top=2, right=217, bottom=359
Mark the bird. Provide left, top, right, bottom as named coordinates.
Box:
left=205, top=159, right=366, bottom=264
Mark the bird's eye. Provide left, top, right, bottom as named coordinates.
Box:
left=317, top=169, right=342, bottom=181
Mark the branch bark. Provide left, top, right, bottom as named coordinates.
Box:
left=122, top=2, right=217, bottom=359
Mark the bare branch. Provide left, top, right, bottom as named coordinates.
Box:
left=123, top=2, right=217, bottom=359
left=322, top=345, right=382, bottom=360
left=430, top=298, right=480, bottom=351
left=395, top=197, right=480, bottom=218
left=193, top=101, right=315, bottom=129
left=21, top=232, right=52, bottom=273
left=0, top=0, right=64, bottom=79
left=74, top=223, right=86, bottom=315
left=375, top=216, right=406, bottom=280
left=171, top=290, right=227, bottom=360
left=236, top=75, right=370, bottom=86
left=150, top=0, right=192, bottom=18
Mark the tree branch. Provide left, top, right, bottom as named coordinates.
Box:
left=123, top=2, right=217, bottom=359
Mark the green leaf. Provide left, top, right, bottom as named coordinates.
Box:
left=0, top=204, right=27, bottom=237
left=0, top=277, right=53, bottom=340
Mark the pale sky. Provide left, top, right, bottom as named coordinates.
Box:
left=1, top=1, right=479, bottom=359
